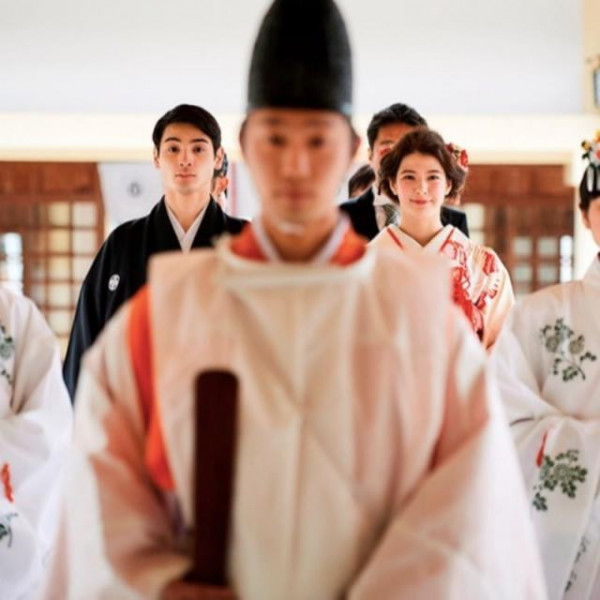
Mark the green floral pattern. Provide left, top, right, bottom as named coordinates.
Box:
left=533, top=449, right=588, bottom=511
left=565, top=536, right=589, bottom=593
left=0, top=319, right=13, bottom=386
left=0, top=513, right=17, bottom=548
left=540, top=319, right=597, bottom=381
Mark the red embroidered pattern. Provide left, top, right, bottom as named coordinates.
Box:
left=1, top=464, right=14, bottom=503
left=481, top=251, right=499, bottom=276
left=442, top=239, right=486, bottom=339
left=536, top=431, right=549, bottom=468
left=451, top=269, right=484, bottom=338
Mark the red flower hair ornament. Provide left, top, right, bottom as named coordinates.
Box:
left=581, top=132, right=600, bottom=193
left=581, top=132, right=600, bottom=167
left=446, top=142, right=469, bottom=173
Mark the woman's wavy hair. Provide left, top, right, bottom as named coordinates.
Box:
left=378, top=127, right=467, bottom=202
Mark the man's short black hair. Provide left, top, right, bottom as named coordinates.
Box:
left=152, top=104, right=222, bottom=153
left=366, top=103, right=427, bottom=149
left=579, top=166, right=600, bottom=212
left=348, top=164, right=375, bottom=197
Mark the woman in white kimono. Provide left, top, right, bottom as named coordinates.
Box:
left=492, top=134, right=600, bottom=599
left=370, top=128, right=514, bottom=349
left=0, top=288, right=72, bottom=599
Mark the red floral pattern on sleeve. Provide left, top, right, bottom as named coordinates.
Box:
left=441, top=238, right=502, bottom=341
left=451, top=267, right=484, bottom=340
left=481, top=251, right=499, bottom=276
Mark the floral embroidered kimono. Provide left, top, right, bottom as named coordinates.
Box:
left=46, top=225, right=545, bottom=599
left=0, top=289, right=72, bottom=599
left=370, top=224, right=514, bottom=349
left=492, top=255, right=600, bottom=599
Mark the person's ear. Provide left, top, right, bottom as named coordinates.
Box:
left=350, top=134, right=361, bottom=161
left=214, top=176, right=229, bottom=197
left=214, top=146, right=224, bottom=170
left=581, top=208, right=591, bottom=230
left=389, top=178, right=398, bottom=196
left=239, top=119, right=248, bottom=160
left=446, top=182, right=452, bottom=196
left=153, top=147, right=160, bottom=169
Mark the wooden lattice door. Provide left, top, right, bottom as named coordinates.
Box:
left=0, top=162, right=104, bottom=353
left=460, top=164, right=574, bottom=298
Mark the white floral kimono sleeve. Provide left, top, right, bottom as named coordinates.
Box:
left=0, top=291, right=72, bottom=599
left=492, top=296, right=600, bottom=600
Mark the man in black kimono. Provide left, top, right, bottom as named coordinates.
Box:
left=340, top=103, right=469, bottom=239
left=63, top=104, right=247, bottom=399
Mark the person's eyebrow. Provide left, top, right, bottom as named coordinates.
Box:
left=163, top=137, right=210, bottom=143
left=303, top=117, right=336, bottom=126
left=400, top=166, right=444, bottom=171
left=256, top=116, right=283, bottom=126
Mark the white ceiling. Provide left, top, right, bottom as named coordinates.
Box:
left=0, top=0, right=582, bottom=115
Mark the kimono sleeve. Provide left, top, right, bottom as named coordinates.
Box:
left=481, top=257, right=514, bottom=350
left=491, top=301, right=600, bottom=598
left=491, top=303, right=562, bottom=480
left=49, top=302, right=189, bottom=599
left=63, top=241, right=112, bottom=400
left=349, top=308, right=546, bottom=600
left=0, top=294, right=72, bottom=600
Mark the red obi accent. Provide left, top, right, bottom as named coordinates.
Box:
left=1, top=463, right=14, bottom=503
left=536, top=431, right=549, bottom=468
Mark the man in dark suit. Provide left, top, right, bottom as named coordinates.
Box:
left=63, top=104, right=247, bottom=399
left=340, top=103, right=468, bottom=239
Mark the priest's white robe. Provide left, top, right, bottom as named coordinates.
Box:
left=49, top=234, right=545, bottom=600
left=0, top=288, right=72, bottom=599
left=370, top=224, right=514, bottom=349
left=492, top=255, right=600, bottom=599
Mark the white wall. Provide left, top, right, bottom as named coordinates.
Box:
left=0, top=0, right=593, bottom=275
left=1, top=0, right=582, bottom=115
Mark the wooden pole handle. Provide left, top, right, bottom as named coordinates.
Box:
left=186, top=370, right=239, bottom=586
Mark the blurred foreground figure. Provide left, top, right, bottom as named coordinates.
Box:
left=46, top=1, right=545, bottom=599
left=0, top=289, right=71, bottom=599
left=493, top=135, right=600, bottom=600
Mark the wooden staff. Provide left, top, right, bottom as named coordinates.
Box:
left=186, top=370, right=239, bottom=586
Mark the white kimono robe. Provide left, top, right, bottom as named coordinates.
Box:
left=49, top=235, right=545, bottom=599
left=492, top=255, right=600, bottom=599
left=370, top=224, right=514, bottom=349
left=0, top=288, right=72, bottom=599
